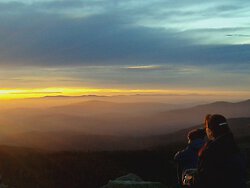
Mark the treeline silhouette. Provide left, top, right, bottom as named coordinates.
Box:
left=0, top=137, right=249, bottom=188
left=0, top=144, right=181, bottom=188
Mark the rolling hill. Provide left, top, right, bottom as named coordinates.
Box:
left=0, top=99, right=249, bottom=147
left=1, top=117, right=250, bottom=152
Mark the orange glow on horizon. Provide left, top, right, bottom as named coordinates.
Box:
left=0, top=87, right=249, bottom=100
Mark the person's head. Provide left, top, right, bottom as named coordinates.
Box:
left=187, top=128, right=206, bottom=143
left=204, top=114, right=230, bottom=140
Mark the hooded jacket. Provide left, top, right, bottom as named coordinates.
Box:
left=195, top=132, right=247, bottom=188
left=174, top=139, right=205, bottom=185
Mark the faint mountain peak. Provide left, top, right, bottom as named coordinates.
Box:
left=211, top=101, right=231, bottom=104
left=209, top=101, right=232, bottom=106
left=82, top=100, right=116, bottom=104
left=237, top=99, right=250, bottom=104
left=42, top=95, right=108, bottom=99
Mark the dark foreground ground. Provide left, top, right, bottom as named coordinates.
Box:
left=0, top=137, right=249, bottom=188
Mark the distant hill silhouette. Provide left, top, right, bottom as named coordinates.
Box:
left=153, top=99, right=250, bottom=130
left=49, top=100, right=178, bottom=116
left=1, top=99, right=249, bottom=136
left=1, top=117, right=250, bottom=151
left=1, top=131, right=154, bottom=151
left=0, top=99, right=249, bottom=145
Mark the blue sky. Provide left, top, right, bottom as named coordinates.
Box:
left=0, top=0, right=250, bottom=97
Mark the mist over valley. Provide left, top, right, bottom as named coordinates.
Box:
left=0, top=98, right=250, bottom=151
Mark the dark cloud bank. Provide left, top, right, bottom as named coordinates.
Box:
left=0, top=1, right=249, bottom=67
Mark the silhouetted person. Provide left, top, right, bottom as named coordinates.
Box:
left=174, top=128, right=206, bottom=187
left=194, top=114, right=247, bottom=188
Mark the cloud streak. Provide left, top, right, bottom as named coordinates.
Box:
left=226, top=34, right=250, bottom=37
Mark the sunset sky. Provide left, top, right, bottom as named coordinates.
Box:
left=0, top=0, right=250, bottom=99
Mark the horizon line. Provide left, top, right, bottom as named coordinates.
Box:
left=1, top=87, right=250, bottom=100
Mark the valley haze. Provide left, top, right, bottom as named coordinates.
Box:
left=0, top=96, right=250, bottom=151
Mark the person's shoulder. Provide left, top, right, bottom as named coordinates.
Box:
left=174, top=146, right=193, bottom=160
left=174, top=151, right=181, bottom=160
left=174, top=147, right=188, bottom=160
left=174, top=150, right=185, bottom=160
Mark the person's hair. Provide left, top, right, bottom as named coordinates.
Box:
left=206, top=114, right=230, bottom=138
left=187, top=128, right=206, bottom=141
left=205, top=114, right=212, bottom=124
